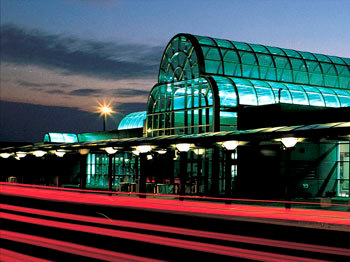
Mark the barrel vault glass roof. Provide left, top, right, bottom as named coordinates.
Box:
left=159, top=34, right=350, bottom=90
left=118, top=111, right=147, bottom=130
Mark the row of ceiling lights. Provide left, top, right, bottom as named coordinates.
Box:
left=0, top=137, right=299, bottom=160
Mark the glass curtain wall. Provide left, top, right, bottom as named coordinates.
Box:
left=338, top=142, right=350, bottom=197
left=193, top=35, right=350, bottom=89
left=86, top=153, right=136, bottom=190
left=147, top=78, right=215, bottom=137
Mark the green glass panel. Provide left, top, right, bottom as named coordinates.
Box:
left=324, top=75, right=339, bottom=88
left=260, top=67, right=277, bottom=81
left=329, top=56, right=346, bottom=65
left=242, top=65, right=259, bottom=78
left=248, top=44, right=269, bottom=54
left=294, top=71, right=309, bottom=84
left=196, top=36, right=216, bottom=46
left=283, top=49, right=302, bottom=58
left=224, top=62, right=241, bottom=76
left=233, top=79, right=257, bottom=105
left=276, top=69, right=293, bottom=82
left=285, top=84, right=309, bottom=105
left=240, top=51, right=257, bottom=65
left=322, top=94, right=340, bottom=107
left=343, top=58, right=350, bottom=66
left=204, top=47, right=221, bottom=60
left=232, top=42, right=252, bottom=51
left=257, top=54, right=274, bottom=67
left=335, top=65, right=349, bottom=76
left=321, top=63, right=337, bottom=75
left=205, top=60, right=222, bottom=74
left=214, top=38, right=234, bottom=48
left=266, top=46, right=286, bottom=56
left=222, top=49, right=240, bottom=62
left=274, top=56, right=290, bottom=69
left=290, top=58, right=307, bottom=71
left=298, top=51, right=317, bottom=60
left=314, top=53, right=332, bottom=63
left=309, top=73, right=324, bottom=86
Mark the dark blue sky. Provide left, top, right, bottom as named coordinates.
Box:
left=1, top=0, right=350, bottom=142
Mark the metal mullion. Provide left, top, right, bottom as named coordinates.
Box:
left=310, top=53, right=326, bottom=87
left=244, top=43, right=261, bottom=79
left=294, top=50, right=311, bottom=85
left=208, top=37, right=225, bottom=75
left=262, top=46, right=278, bottom=81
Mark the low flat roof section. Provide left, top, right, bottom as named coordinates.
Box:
left=238, top=104, right=350, bottom=130
left=1, top=122, right=349, bottom=155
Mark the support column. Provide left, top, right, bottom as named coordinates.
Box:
left=225, top=150, right=232, bottom=199
left=211, top=147, right=220, bottom=196
left=179, top=152, right=187, bottom=198
left=139, top=153, right=147, bottom=197
left=79, top=155, right=87, bottom=189
left=108, top=154, right=113, bottom=191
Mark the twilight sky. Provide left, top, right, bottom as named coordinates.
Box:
left=1, top=0, right=350, bottom=142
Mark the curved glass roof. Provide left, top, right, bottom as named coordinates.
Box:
left=213, top=76, right=350, bottom=108
left=43, top=133, right=79, bottom=143
left=159, top=34, right=350, bottom=90
left=118, top=111, right=147, bottom=130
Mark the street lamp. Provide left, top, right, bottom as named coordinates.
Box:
left=98, top=103, right=114, bottom=131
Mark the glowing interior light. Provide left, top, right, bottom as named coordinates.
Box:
left=222, top=140, right=239, bottom=150
left=0, top=153, right=11, bottom=158
left=55, top=150, right=66, bottom=157
left=33, top=150, right=47, bottom=157
left=156, top=149, right=167, bottom=154
left=146, top=155, right=153, bottom=160
left=104, top=147, right=118, bottom=154
left=281, top=137, right=299, bottom=148
left=176, top=143, right=191, bottom=152
left=16, top=152, right=27, bottom=158
left=79, top=148, right=90, bottom=155
left=194, top=148, right=205, bottom=155
left=136, top=145, right=151, bottom=153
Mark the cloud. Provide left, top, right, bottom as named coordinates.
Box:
left=69, top=88, right=104, bottom=96
left=1, top=24, right=163, bottom=81
left=115, top=102, right=147, bottom=114
left=112, top=88, right=149, bottom=98
left=17, top=80, right=74, bottom=89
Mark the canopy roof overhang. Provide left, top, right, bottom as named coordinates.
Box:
left=1, top=122, right=349, bottom=156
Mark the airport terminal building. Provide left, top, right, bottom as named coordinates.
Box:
left=1, top=34, right=350, bottom=199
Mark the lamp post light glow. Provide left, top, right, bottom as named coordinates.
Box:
left=97, top=102, right=114, bottom=132
left=16, top=152, right=27, bottom=158
left=156, top=149, right=167, bottom=154
left=136, top=145, right=151, bottom=154
left=79, top=148, right=90, bottom=155
left=221, top=140, right=239, bottom=151
left=176, top=143, right=191, bottom=152
left=0, top=153, right=11, bottom=159
left=33, top=150, right=47, bottom=157
left=104, top=147, right=118, bottom=154
left=55, top=150, right=66, bottom=157
left=281, top=137, right=298, bottom=148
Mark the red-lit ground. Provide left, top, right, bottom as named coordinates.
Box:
left=1, top=182, right=349, bottom=230
left=1, top=182, right=349, bottom=261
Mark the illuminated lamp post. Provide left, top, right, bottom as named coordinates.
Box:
left=99, top=104, right=113, bottom=132
left=136, top=145, right=152, bottom=197
left=221, top=141, right=239, bottom=201
left=176, top=143, right=191, bottom=199
left=281, top=137, right=299, bottom=209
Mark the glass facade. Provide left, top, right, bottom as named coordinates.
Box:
left=159, top=34, right=350, bottom=90
left=118, top=111, right=147, bottom=130
left=147, top=77, right=216, bottom=136
left=43, top=133, right=79, bottom=143
left=86, top=152, right=136, bottom=190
